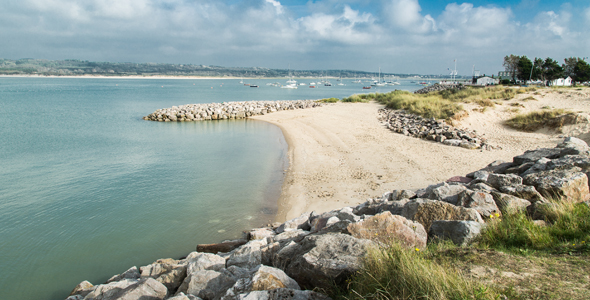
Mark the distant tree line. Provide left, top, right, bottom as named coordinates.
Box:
left=0, top=58, right=427, bottom=79
left=503, top=55, right=590, bottom=86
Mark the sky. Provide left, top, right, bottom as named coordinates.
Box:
left=1, top=0, right=589, bottom=75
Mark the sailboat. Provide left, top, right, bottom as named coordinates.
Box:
left=375, top=68, right=386, bottom=86
left=286, top=64, right=296, bottom=85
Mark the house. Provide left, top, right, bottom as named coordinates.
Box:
left=476, top=76, right=499, bottom=86
left=550, top=77, right=573, bottom=86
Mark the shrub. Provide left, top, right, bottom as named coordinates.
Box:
left=342, top=94, right=370, bottom=103
left=504, top=109, right=571, bottom=131
left=320, top=97, right=339, bottom=103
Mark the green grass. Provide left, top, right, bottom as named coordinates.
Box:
left=478, top=200, right=590, bottom=254
left=345, top=241, right=498, bottom=300
left=319, top=97, right=339, bottom=103
left=504, top=109, right=571, bottom=132
left=374, top=90, right=464, bottom=120
left=342, top=94, right=373, bottom=103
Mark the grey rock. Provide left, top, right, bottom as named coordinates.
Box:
left=278, top=234, right=373, bottom=290
left=186, top=252, right=227, bottom=274
left=467, top=160, right=513, bottom=177
left=107, top=266, right=141, bottom=283
left=504, top=162, right=534, bottom=175
left=498, top=185, right=544, bottom=202
left=456, top=190, right=500, bottom=218
left=236, top=288, right=332, bottom=300
left=391, top=189, right=416, bottom=200
left=68, top=280, right=95, bottom=299
left=227, top=239, right=268, bottom=269
left=523, top=168, right=590, bottom=201
left=486, top=173, right=523, bottom=189
left=520, top=158, right=551, bottom=177
left=248, top=228, right=276, bottom=241
left=180, top=270, right=236, bottom=300
left=469, top=182, right=496, bottom=193
left=491, top=192, right=531, bottom=213
left=318, top=219, right=353, bottom=235
left=429, top=221, right=483, bottom=246
left=556, top=137, right=590, bottom=156
left=379, top=198, right=410, bottom=216
left=425, top=182, right=467, bottom=205
left=84, top=278, right=167, bottom=300
left=276, top=212, right=312, bottom=233
left=347, top=211, right=427, bottom=249
left=513, top=148, right=562, bottom=165
left=273, top=229, right=310, bottom=243
left=140, top=259, right=188, bottom=294
left=401, top=199, right=484, bottom=232
left=336, top=207, right=360, bottom=222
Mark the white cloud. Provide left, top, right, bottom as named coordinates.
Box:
left=298, top=5, right=375, bottom=44
left=383, top=0, right=436, bottom=33
left=265, top=0, right=283, bottom=14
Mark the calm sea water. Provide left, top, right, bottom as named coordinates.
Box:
left=0, top=77, right=419, bottom=300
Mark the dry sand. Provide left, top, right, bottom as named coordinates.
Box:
left=252, top=87, right=590, bottom=222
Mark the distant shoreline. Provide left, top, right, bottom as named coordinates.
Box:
left=0, top=74, right=242, bottom=80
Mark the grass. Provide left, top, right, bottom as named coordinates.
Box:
left=345, top=242, right=499, bottom=300
left=342, top=94, right=373, bottom=103
left=320, top=97, right=339, bottom=103
left=504, top=109, right=571, bottom=132
left=373, top=90, right=464, bottom=120
left=337, top=199, right=590, bottom=300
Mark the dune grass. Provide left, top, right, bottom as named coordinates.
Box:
left=504, top=109, right=571, bottom=132
left=342, top=94, right=373, bottom=103
left=345, top=241, right=498, bottom=300
left=478, top=200, right=590, bottom=254
left=373, top=90, right=464, bottom=120
left=319, top=97, right=340, bottom=103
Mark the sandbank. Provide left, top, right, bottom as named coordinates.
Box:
left=252, top=88, right=590, bottom=221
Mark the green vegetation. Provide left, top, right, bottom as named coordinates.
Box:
left=319, top=97, right=339, bottom=103
left=479, top=200, right=590, bottom=254
left=346, top=242, right=498, bottom=300
left=504, top=109, right=571, bottom=131
left=342, top=94, right=373, bottom=103
left=338, top=199, right=590, bottom=299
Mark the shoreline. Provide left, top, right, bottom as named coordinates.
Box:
left=252, top=89, right=590, bottom=221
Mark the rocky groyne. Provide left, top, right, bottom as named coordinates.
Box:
left=143, top=100, right=322, bottom=122
left=65, top=137, right=590, bottom=300
left=414, top=83, right=464, bottom=94
left=378, top=109, right=496, bottom=150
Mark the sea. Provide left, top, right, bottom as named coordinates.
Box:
left=0, top=76, right=421, bottom=300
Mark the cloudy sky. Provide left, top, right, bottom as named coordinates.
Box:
left=1, top=0, right=589, bottom=75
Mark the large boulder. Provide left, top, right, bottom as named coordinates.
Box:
left=424, top=183, right=467, bottom=205
left=276, top=212, right=312, bottom=233
left=556, top=137, right=590, bottom=156
left=523, top=168, right=590, bottom=201
left=179, top=270, right=236, bottom=300
left=222, top=265, right=300, bottom=300
left=278, top=234, right=373, bottom=290
left=486, top=173, right=523, bottom=189
left=186, top=252, right=227, bottom=273
left=197, top=240, right=248, bottom=254
left=429, top=221, right=483, bottom=246
left=513, top=148, right=563, bottom=165
left=227, top=239, right=268, bottom=269
left=141, top=259, right=188, bottom=294
left=107, top=266, right=141, bottom=283
left=401, top=199, right=484, bottom=232
left=248, top=228, right=276, bottom=241
left=235, top=288, right=332, bottom=300
left=67, top=280, right=95, bottom=299
left=347, top=211, right=427, bottom=249
left=491, top=192, right=531, bottom=213
left=456, top=190, right=500, bottom=218
left=84, top=278, right=168, bottom=300
left=498, top=185, right=544, bottom=203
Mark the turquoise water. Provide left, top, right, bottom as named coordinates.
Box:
left=0, top=77, right=418, bottom=300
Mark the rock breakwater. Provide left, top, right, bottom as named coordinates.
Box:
left=65, top=137, right=590, bottom=300
left=378, top=109, right=495, bottom=150
left=414, top=83, right=464, bottom=94
left=143, top=100, right=322, bottom=122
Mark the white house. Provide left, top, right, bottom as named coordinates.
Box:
left=476, top=76, right=499, bottom=86
left=550, top=76, right=573, bottom=86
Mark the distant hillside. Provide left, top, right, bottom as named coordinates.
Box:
left=0, top=58, right=432, bottom=78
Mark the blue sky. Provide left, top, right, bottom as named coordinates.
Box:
left=1, top=0, right=589, bottom=75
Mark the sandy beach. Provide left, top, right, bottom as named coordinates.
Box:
left=253, top=87, right=590, bottom=221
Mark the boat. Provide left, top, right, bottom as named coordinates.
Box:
left=324, top=82, right=332, bottom=86
left=250, top=85, right=259, bottom=88
left=281, top=83, right=297, bottom=89
left=363, top=86, right=371, bottom=89
left=309, top=82, right=316, bottom=85
left=299, top=83, right=306, bottom=86
left=286, top=64, right=297, bottom=85
left=244, top=83, right=250, bottom=86
left=309, top=85, right=316, bottom=88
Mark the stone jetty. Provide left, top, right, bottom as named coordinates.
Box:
left=65, top=137, right=590, bottom=300
left=143, top=100, right=322, bottom=122
left=378, top=109, right=495, bottom=150
left=414, top=83, right=464, bottom=94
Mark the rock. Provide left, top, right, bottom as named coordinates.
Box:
left=467, top=160, right=513, bottom=177
left=391, top=189, right=416, bottom=200
left=227, top=239, right=268, bottom=269
left=446, top=176, right=472, bottom=184
left=197, top=240, right=248, bottom=254
left=527, top=200, right=556, bottom=221
left=429, top=221, right=483, bottom=246
left=260, top=242, right=280, bottom=266
left=107, top=266, right=141, bottom=283
left=486, top=173, right=523, bottom=189
left=491, top=192, right=531, bottom=213
left=278, top=234, right=373, bottom=290
left=248, top=228, right=276, bottom=241
left=425, top=183, right=467, bottom=205
left=347, top=211, right=427, bottom=249
left=513, top=148, right=562, bottom=165
left=318, top=219, right=352, bottom=235
left=504, top=162, right=534, bottom=175
left=498, top=185, right=544, bottom=202
left=456, top=190, right=500, bottom=218
left=443, top=139, right=462, bottom=147
left=236, top=288, right=332, bottom=300
left=185, top=252, right=227, bottom=273
left=68, top=280, right=95, bottom=298
left=471, top=170, right=490, bottom=182
left=520, top=158, right=551, bottom=177
left=556, top=137, right=590, bottom=156
left=337, top=207, right=360, bottom=222
left=141, top=259, right=188, bottom=294
left=469, top=182, right=496, bottom=193
left=180, top=270, right=236, bottom=300
left=276, top=212, right=312, bottom=233
left=250, top=265, right=300, bottom=291
left=460, top=141, right=481, bottom=150
left=167, top=292, right=200, bottom=300
left=401, top=199, right=484, bottom=232
left=523, top=168, right=590, bottom=201
left=272, top=229, right=310, bottom=243
left=84, top=278, right=168, bottom=300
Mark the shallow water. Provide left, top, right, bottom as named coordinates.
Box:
left=0, top=77, right=419, bottom=299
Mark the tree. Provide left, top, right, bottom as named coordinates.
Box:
left=574, top=60, right=590, bottom=83
left=516, top=56, right=533, bottom=82
left=563, top=57, right=579, bottom=79
left=532, top=58, right=544, bottom=81
left=503, top=54, right=519, bottom=83
left=542, top=58, right=563, bottom=86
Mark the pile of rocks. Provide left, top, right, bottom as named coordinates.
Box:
left=65, top=137, right=590, bottom=300
left=414, top=83, right=464, bottom=94
left=378, top=109, right=494, bottom=150
left=143, top=100, right=322, bottom=122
